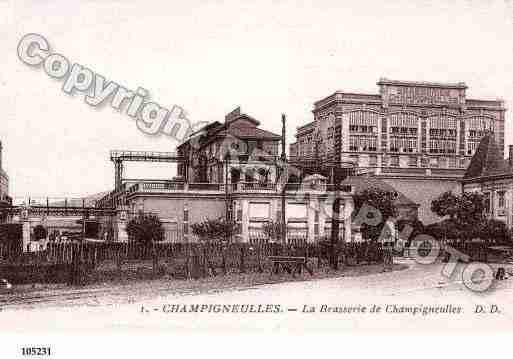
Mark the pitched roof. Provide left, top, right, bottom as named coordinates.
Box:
left=341, top=175, right=417, bottom=207
left=178, top=110, right=281, bottom=152
left=219, top=122, right=281, bottom=140
left=463, top=132, right=511, bottom=180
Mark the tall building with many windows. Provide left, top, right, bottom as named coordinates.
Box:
left=290, top=79, right=506, bottom=224
left=290, top=78, right=505, bottom=175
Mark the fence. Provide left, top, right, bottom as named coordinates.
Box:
left=442, top=240, right=489, bottom=262
left=0, top=240, right=385, bottom=285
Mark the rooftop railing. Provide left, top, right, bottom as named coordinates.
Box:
left=121, top=181, right=353, bottom=196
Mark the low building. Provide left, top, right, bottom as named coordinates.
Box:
left=461, top=133, right=513, bottom=228
left=341, top=175, right=419, bottom=222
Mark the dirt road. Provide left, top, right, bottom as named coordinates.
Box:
left=1, top=259, right=512, bottom=332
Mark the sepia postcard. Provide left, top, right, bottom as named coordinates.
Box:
left=1, top=0, right=513, bottom=357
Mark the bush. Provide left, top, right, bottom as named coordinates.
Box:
left=33, top=224, right=48, bottom=241
left=126, top=212, right=164, bottom=243
left=0, top=223, right=22, bottom=244
left=191, top=218, right=236, bottom=244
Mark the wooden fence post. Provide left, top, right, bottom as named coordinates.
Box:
left=202, top=244, right=208, bottom=277
left=116, top=243, right=122, bottom=277
left=152, top=241, right=159, bottom=278
left=185, top=243, right=191, bottom=280
left=257, top=243, right=263, bottom=273
left=222, top=246, right=227, bottom=275
left=240, top=245, right=246, bottom=274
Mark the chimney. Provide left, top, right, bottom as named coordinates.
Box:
left=509, top=145, right=513, bottom=167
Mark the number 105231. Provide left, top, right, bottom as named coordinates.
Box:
left=21, top=347, right=51, bottom=356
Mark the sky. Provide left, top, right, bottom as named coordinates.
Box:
left=1, top=0, right=513, bottom=199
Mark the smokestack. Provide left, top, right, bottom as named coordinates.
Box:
left=281, top=114, right=286, bottom=162
left=509, top=145, right=513, bottom=167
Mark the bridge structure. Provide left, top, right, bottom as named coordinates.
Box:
left=0, top=198, right=117, bottom=252
left=110, top=150, right=185, bottom=189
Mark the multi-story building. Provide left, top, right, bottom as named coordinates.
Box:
left=98, top=108, right=356, bottom=243
left=290, top=79, right=506, bottom=224
left=0, top=141, right=10, bottom=206
left=0, top=140, right=10, bottom=224
left=176, top=107, right=282, bottom=185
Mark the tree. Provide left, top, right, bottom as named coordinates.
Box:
left=352, top=187, right=398, bottom=242
left=431, top=191, right=459, bottom=221
left=126, top=212, right=164, bottom=243
left=431, top=191, right=486, bottom=225
left=430, top=191, right=487, bottom=243
left=458, top=192, right=486, bottom=225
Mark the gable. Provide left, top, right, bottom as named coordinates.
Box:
left=463, top=133, right=511, bottom=180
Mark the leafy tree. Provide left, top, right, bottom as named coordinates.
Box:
left=126, top=212, right=164, bottom=243
left=430, top=192, right=487, bottom=243
left=352, top=187, right=398, bottom=241
left=431, top=191, right=486, bottom=225
left=431, top=191, right=459, bottom=221
left=458, top=192, right=487, bottom=225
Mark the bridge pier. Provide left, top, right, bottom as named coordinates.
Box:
left=20, top=207, right=31, bottom=252
left=115, top=206, right=129, bottom=242
left=114, top=160, right=123, bottom=189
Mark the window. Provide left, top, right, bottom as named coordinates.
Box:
left=408, top=156, right=417, bottom=167
left=369, top=155, right=377, bottom=167
left=498, top=191, right=506, bottom=208
left=349, top=155, right=359, bottom=166
left=249, top=202, right=270, bottom=220
left=484, top=193, right=491, bottom=213
left=390, top=156, right=399, bottom=167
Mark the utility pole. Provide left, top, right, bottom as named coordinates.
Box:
left=224, top=156, right=231, bottom=230
left=281, top=114, right=287, bottom=244
left=330, top=127, right=343, bottom=270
